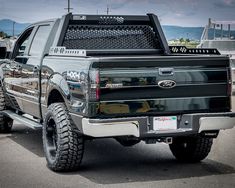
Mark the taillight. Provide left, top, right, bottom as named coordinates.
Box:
left=89, top=69, right=100, bottom=101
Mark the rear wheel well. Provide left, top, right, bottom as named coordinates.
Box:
left=48, top=89, right=65, bottom=106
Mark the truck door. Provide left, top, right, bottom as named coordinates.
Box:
left=2, top=27, right=34, bottom=112
left=21, top=24, right=52, bottom=118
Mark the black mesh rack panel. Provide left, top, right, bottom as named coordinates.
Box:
left=62, top=24, right=160, bottom=50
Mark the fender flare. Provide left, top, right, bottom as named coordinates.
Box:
left=46, top=73, right=71, bottom=107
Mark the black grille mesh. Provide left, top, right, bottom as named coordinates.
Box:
left=62, top=25, right=159, bottom=50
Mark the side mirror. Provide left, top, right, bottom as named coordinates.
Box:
left=0, top=47, right=7, bottom=59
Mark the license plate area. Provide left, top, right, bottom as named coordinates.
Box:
left=153, top=116, right=177, bottom=131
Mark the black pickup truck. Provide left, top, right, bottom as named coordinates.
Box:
left=0, top=13, right=234, bottom=172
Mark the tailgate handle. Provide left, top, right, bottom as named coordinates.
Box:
left=159, top=68, right=174, bottom=76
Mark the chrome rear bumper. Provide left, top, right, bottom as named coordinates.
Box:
left=79, top=112, right=235, bottom=138
left=199, top=116, right=235, bottom=132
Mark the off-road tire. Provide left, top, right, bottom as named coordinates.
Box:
left=43, top=103, right=84, bottom=172
left=0, top=87, right=13, bottom=133
left=169, top=135, right=213, bottom=162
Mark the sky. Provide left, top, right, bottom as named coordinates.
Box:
left=0, top=0, right=235, bottom=26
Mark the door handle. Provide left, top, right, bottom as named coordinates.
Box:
left=159, top=68, right=174, bottom=76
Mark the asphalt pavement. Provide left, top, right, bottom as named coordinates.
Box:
left=0, top=122, right=234, bottom=188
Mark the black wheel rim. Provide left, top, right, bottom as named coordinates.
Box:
left=45, top=117, right=58, bottom=159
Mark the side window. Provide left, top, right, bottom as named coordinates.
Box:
left=14, top=28, right=33, bottom=57
left=18, top=37, right=29, bottom=56
left=29, top=25, right=51, bottom=56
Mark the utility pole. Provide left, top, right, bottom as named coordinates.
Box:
left=106, top=4, right=110, bottom=15
left=64, top=0, right=73, bottom=13
left=12, top=21, right=15, bottom=37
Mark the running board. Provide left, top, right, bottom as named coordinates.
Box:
left=1, top=110, right=42, bottom=130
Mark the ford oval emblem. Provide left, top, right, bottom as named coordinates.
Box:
left=158, top=80, right=176, bottom=89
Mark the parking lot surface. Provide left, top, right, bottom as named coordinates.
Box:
left=0, top=123, right=234, bottom=188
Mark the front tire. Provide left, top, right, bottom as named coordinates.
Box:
left=0, top=87, right=13, bottom=133
left=43, top=103, right=84, bottom=172
left=169, top=135, right=213, bottom=162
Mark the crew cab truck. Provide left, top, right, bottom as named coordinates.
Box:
left=0, top=13, right=235, bottom=172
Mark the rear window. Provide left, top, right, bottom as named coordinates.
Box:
left=62, top=24, right=160, bottom=50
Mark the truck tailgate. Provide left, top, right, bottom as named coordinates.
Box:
left=91, top=55, right=231, bottom=117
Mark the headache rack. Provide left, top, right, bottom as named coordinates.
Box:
left=55, top=13, right=170, bottom=56
left=52, top=13, right=222, bottom=57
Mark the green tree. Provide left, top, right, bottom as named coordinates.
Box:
left=179, top=38, right=184, bottom=43
left=0, top=31, right=8, bottom=38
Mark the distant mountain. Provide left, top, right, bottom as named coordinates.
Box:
left=0, top=19, right=29, bottom=36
